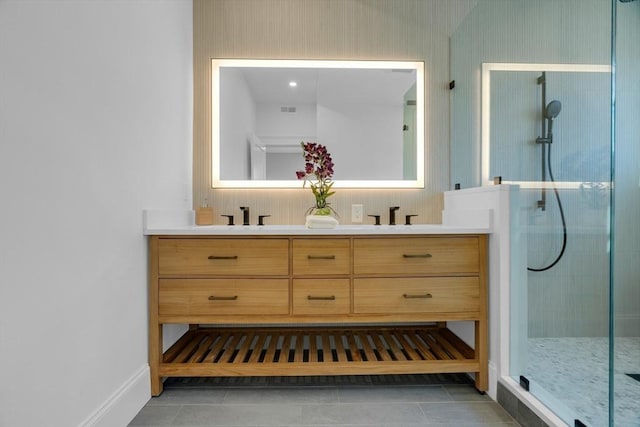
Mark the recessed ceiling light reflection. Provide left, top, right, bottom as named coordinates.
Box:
left=289, top=81, right=297, bottom=87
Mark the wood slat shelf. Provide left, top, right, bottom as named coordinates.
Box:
left=159, top=326, right=479, bottom=377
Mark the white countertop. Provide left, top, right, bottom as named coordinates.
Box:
left=143, top=210, right=491, bottom=236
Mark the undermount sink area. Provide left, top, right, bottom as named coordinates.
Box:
left=143, top=210, right=490, bottom=235
left=176, top=224, right=468, bottom=234
left=142, top=210, right=491, bottom=235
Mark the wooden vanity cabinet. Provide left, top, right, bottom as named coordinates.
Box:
left=148, top=234, right=488, bottom=396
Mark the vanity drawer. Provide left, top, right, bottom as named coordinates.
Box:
left=292, top=239, right=350, bottom=275
left=159, top=279, right=289, bottom=316
left=158, top=238, right=288, bottom=276
left=353, top=277, right=479, bottom=314
left=353, top=237, right=479, bottom=275
left=292, top=279, right=350, bottom=315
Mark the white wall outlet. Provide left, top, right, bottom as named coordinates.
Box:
left=351, top=204, right=364, bottom=223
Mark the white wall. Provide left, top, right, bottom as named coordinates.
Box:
left=0, top=1, right=193, bottom=426
left=256, top=103, right=317, bottom=139
left=317, top=102, right=403, bottom=180
left=220, top=68, right=255, bottom=180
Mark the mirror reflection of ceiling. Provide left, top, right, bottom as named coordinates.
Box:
left=241, top=68, right=318, bottom=105
left=240, top=68, right=416, bottom=106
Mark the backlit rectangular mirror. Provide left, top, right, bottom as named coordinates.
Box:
left=212, top=59, right=424, bottom=188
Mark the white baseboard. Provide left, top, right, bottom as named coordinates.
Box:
left=78, top=365, right=150, bottom=427
left=488, top=361, right=497, bottom=400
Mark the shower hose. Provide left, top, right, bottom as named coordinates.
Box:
left=527, top=142, right=567, bottom=272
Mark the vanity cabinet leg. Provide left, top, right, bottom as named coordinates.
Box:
left=149, top=324, right=163, bottom=396
left=151, top=373, right=163, bottom=397
left=475, top=319, right=488, bottom=392
left=148, top=236, right=163, bottom=395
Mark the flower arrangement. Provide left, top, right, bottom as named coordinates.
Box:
left=296, top=141, right=336, bottom=216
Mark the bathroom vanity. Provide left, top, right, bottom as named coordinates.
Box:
left=146, top=224, right=488, bottom=396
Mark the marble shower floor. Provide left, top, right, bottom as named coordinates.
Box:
left=525, top=337, right=640, bottom=426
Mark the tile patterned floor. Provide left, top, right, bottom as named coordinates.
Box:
left=129, top=376, right=521, bottom=426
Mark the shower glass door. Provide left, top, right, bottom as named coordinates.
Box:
left=613, top=1, right=640, bottom=425
left=476, top=1, right=614, bottom=425
left=520, top=67, right=612, bottom=427
left=490, top=63, right=613, bottom=427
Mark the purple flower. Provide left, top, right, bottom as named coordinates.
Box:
left=295, top=141, right=336, bottom=213
left=305, top=162, right=314, bottom=174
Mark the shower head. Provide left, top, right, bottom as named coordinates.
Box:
left=544, top=100, right=561, bottom=138
left=545, top=100, right=562, bottom=120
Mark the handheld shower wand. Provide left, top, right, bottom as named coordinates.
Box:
left=536, top=99, right=562, bottom=211
left=545, top=99, right=562, bottom=139
left=529, top=98, right=567, bottom=272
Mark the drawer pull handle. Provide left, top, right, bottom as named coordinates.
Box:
left=207, top=255, right=238, bottom=260
left=307, top=255, right=336, bottom=260
left=307, top=295, right=336, bottom=301
left=402, top=253, right=432, bottom=258
left=403, top=293, right=433, bottom=299
left=208, top=295, right=238, bottom=301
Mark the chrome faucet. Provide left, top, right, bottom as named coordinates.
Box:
left=389, top=206, right=400, bottom=225
left=240, top=206, right=250, bottom=225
